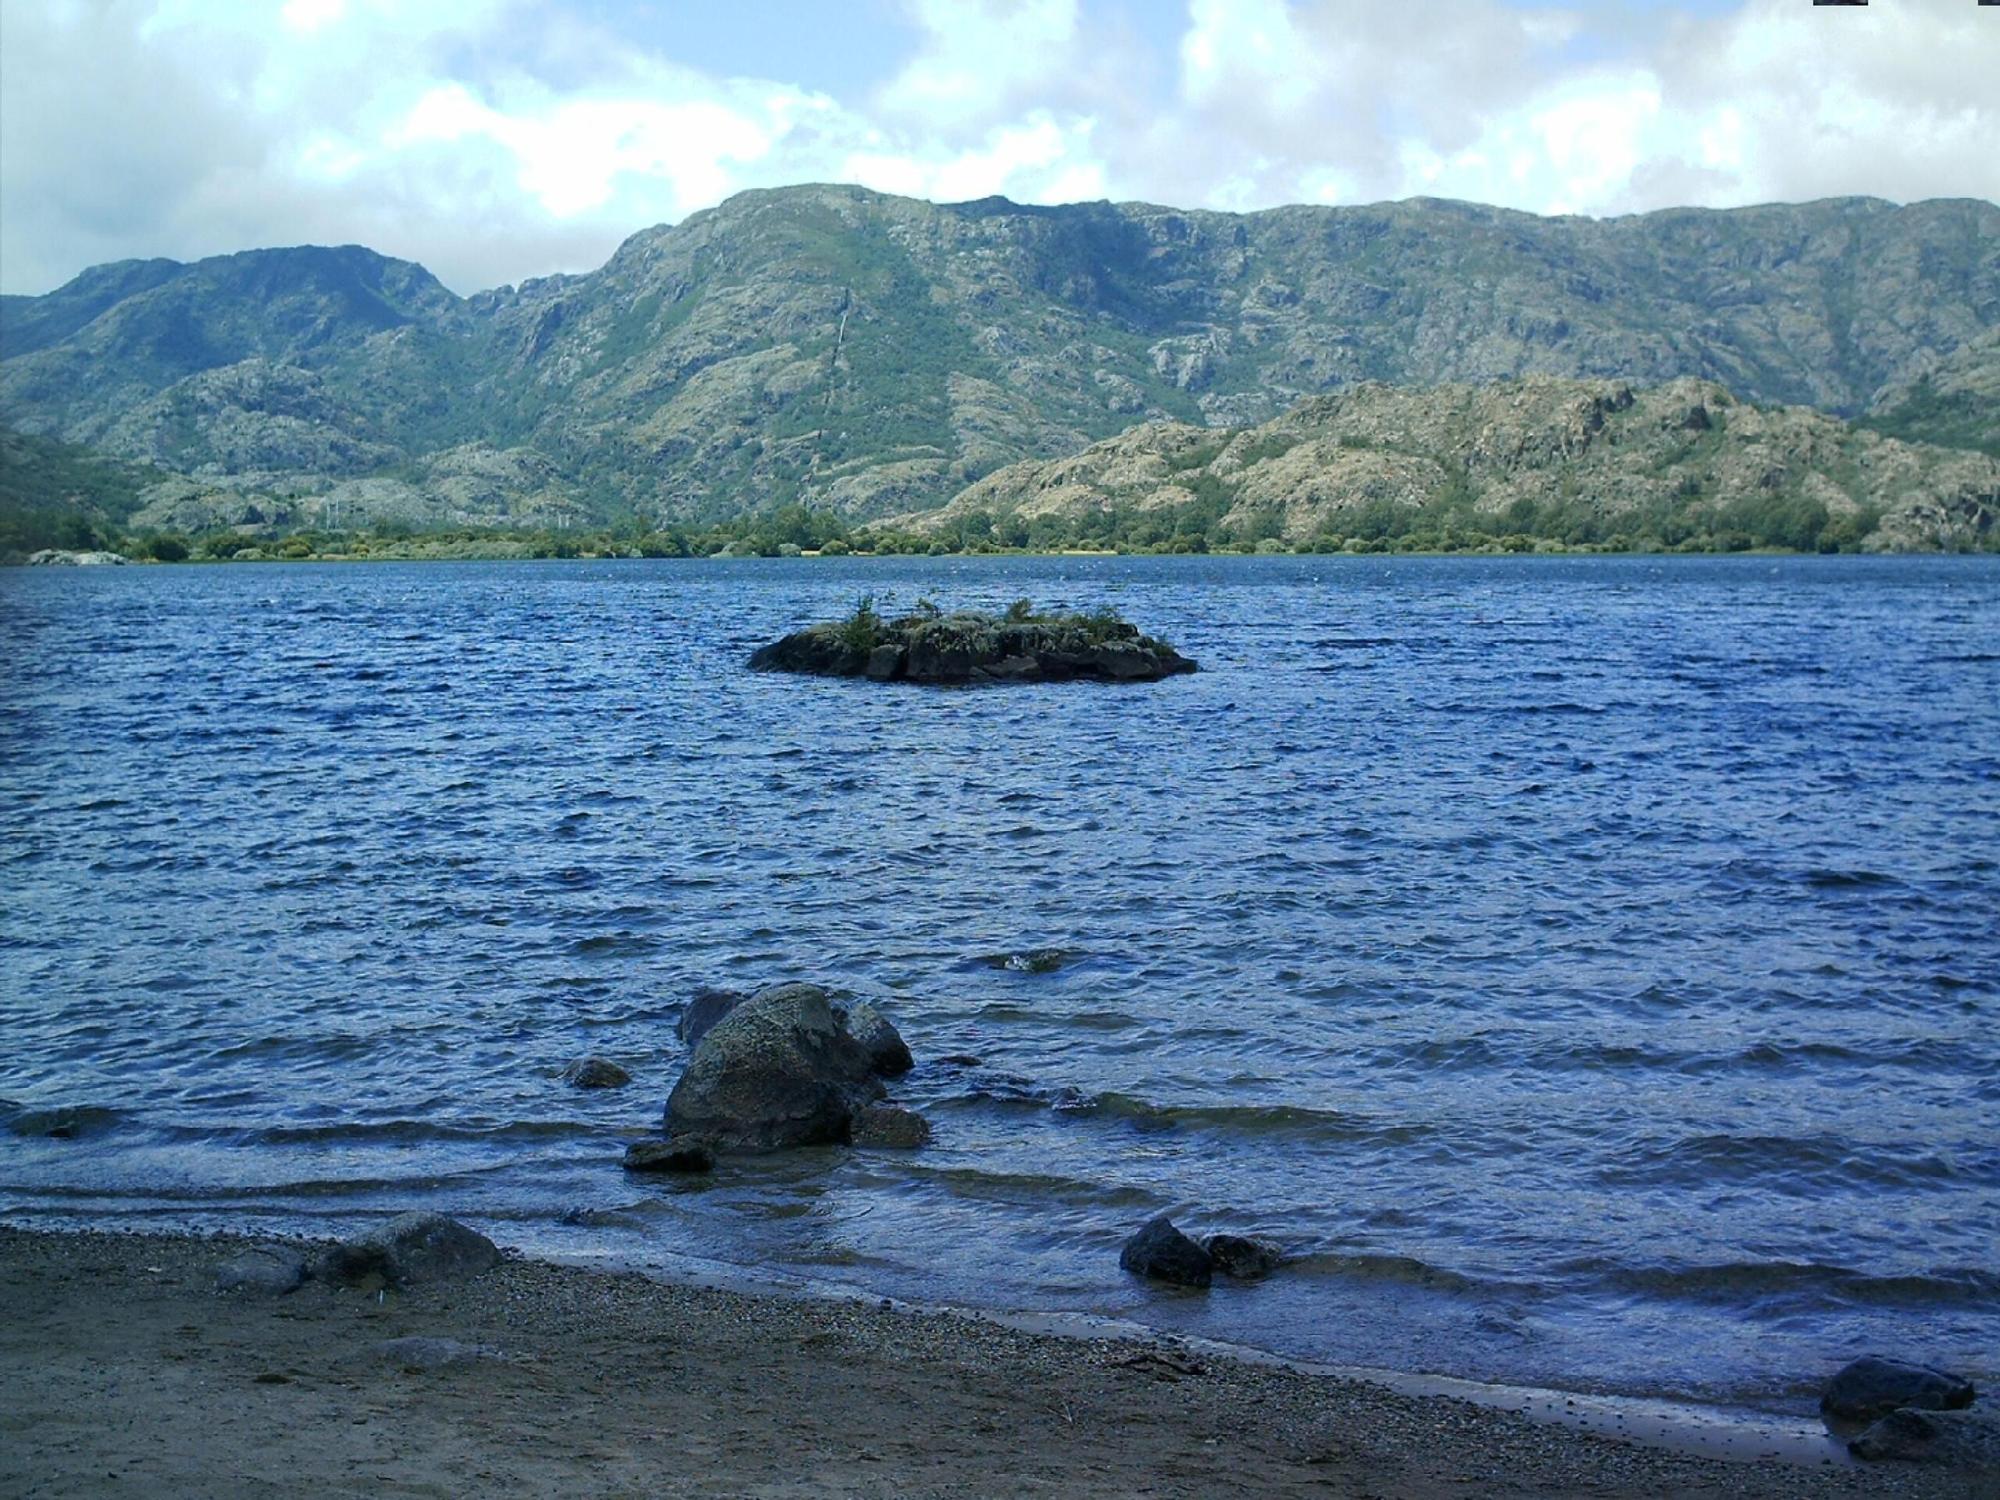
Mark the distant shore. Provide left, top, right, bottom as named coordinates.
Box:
left=0, top=1226, right=1972, bottom=1499
left=13, top=540, right=1972, bottom=568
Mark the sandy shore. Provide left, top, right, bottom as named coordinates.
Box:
left=0, top=1226, right=1982, bottom=1499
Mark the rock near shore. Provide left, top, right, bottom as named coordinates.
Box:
left=1821, top=1355, right=1976, bottom=1424
left=651, top=983, right=921, bottom=1159
left=1120, top=1217, right=1214, bottom=1288
left=317, top=1212, right=501, bottom=1290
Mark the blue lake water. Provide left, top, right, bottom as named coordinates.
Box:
left=2, top=554, right=1996, bottom=1413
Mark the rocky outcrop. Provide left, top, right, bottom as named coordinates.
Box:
left=24, top=549, right=128, bottom=565
left=317, top=1212, right=501, bottom=1290
left=560, top=1056, right=630, bottom=1089
left=1119, top=1217, right=1214, bottom=1288
left=659, top=983, right=916, bottom=1153
left=910, top=376, right=2000, bottom=553
left=1821, top=1355, right=1976, bottom=1424
left=751, top=606, right=1195, bottom=686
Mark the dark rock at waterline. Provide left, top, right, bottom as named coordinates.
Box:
left=843, top=1000, right=914, bottom=1078
left=317, top=1212, right=501, bottom=1290
left=664, top=983, right=886, bottom=1152
left=1849, top=1407, right=2000, bottom=1468
left=850, top=1104, right=932, bottom=1148
left=750, top=607, right=1197, bottom=686
left=1821, top=1355, right=1976, bottom=1424
left=560, top=1056, right=631, bottom=1089
left=215, top=1245, right=311, bottom=1296
left=1205, top=1234, right=1283, bottom=1281
left=677, top=987, right=747, bottom=1049
left=1120, top=1217, right=1213, bottom=1288
left=622, top=1138, right=715, bottom=1173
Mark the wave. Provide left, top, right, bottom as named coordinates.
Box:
left=2, top=1101, right=126, bottom=1140
left=1596, top=1132, right=1994, bottom=1190
left=1566, top=1257, right=2000, bottom=1311
left=951, top=1082, right=1427, bottom=1145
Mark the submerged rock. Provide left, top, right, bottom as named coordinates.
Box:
left=560, top=1056, right=631, bottom=1089
left=850, top=1104, right=932, bottom=1148
left=1849, top=1407, right=2000, bottom=1469
left=1821, top=1355, right=1976, bottom=1424
left=664, top=983, right=885, bottom=1152
left=750, top=605, right=1197, bottom=686
left=622, top=1138, right=715, bottom=1173
left=318, top=1212, right=501, bottom=1290
left=215, top=1245, right=310, bottom=1296
left=1205, top=1234, right=1283, bottom=1281
left=1120, top=1217, right=1213, bottom=1288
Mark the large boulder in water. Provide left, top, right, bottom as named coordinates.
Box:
left=1119, top=1216, right=1213, bottom=1288
left=664, top=983, right=886, bottom=1152
left=1821, top=1355, right=1976, bottom=1424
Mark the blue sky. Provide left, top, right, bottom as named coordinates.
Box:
left=2, top=0, right=1994, bottom=296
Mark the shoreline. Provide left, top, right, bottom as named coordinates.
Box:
left=1, top=1225, right=1979, bottom=1498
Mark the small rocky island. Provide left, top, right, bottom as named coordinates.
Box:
left=750, top=598, right=1197, bottom=685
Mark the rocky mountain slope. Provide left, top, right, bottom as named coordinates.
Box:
left=1, top=187, right=1995, bottom=535
left=911, top=377, right=1999, bottom=553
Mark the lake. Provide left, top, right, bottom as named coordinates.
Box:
left=2, top=553, right=1996, bottom=1413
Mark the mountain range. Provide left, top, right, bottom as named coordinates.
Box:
left=1, top=184, right=1995, bottom=549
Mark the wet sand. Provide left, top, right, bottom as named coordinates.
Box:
left=0, top=1227, right=1982, bottom=1499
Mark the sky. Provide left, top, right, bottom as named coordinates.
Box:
left=2, top=0, right=1995, bottom=296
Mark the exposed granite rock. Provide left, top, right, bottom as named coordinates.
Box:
left=317, top=1213, right=501, bottom=1290
left=663, top=983, right=885, bottom=1152
left=24, top=549, right=129, bottom=565
left=1821, top=1355, right=1976, bottom=1424
left=1119, top=1217, right=1213, bottom=1289
left=560, top=1056, right=631, bottom=1090
left=215, top=1245, right=310, bottom=1296
left=910, top=376, right=2000, bottom=553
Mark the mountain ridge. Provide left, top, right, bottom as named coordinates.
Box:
left=1, top=185, right=1995, bottom=543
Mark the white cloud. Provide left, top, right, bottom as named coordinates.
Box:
left=0, top=0, right=1994, bottom=298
